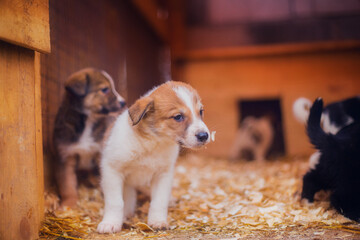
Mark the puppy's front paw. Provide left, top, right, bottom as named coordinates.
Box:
left=148, top=220, right=169, bottom=230
left=60, top=197, right=77, bottom=209
left=300, top=198, right=313, bottom=206
left=97, top=221, right=123, bottom=233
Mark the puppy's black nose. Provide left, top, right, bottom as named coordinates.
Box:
left=120, top=101, right=126, bottom=108
left=196, top=132, right=208, bottom=142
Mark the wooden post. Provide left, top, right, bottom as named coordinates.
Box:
left=168, top=0, right=186, bottom=81
left=0, top=0, right=49, bottom=239
left=0, top=42, right=44, bottom=240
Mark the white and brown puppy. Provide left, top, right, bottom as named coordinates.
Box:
left=229, top=116, right=274, bottom=161
left=53, top=68, right=126, bottom=207
left=97, top=81, right=210, bottom=233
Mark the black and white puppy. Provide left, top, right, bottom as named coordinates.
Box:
left=293, top=96, right=360, bottom=169
left=293, top=96, right=360, bottom=134
left=301, top=98, right=360, bottom=222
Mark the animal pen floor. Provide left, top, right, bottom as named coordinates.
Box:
left=40, top=154, right=360, bottom=239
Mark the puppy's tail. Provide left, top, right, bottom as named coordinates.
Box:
left=307, top=98, right=327, bottom=150
left=293, top=97, right=312, bottom=123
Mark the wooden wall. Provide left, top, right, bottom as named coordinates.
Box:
left=41, top=0, right=165, bottom=186
left=183, top=48, right=360, bottom=157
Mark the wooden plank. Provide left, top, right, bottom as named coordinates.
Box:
left=0, top=42, right=44, bottom=240
left=131, top=0, right=169, bottom=42
left=0, top=0, right=50, bottom=53
left=183, top=41, right=360, bottom=60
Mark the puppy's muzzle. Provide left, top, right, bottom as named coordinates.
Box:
left=196, top=131, right=209, bottom=143
left=119, top=101, right=126, bottom=108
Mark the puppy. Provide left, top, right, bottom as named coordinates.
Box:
left=97, top=81, right=210, bottom=233
left=293, top=96, right=360, bottom=169
left=53, top=68, right=126, bottom=207
left=229, top=116, right=274, bottom=161
left=293, top=96, right=360, bottom=134
left=301, top=98, right=360, bottom=222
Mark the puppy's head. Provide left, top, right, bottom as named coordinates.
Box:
left=128, top=81, right=210, bottom=148
left=65, top=68, right=126, bottom=115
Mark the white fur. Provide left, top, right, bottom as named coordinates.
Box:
left=322, top=112, right=353, bottom=135
left=59, top=118, right=99, bottom=170
left=98, top=84, right=210, bottom=233
left=173, top=86, right=210, bottom=148
left=293, top=97, right=312, bottom=123
left=97, top=112, right=179, bottom=233
left=309, top=151, right=321, bottom=170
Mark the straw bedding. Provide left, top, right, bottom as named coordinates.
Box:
left=40, top=154, right=360, bottom=239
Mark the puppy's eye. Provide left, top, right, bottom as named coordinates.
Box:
left=173, top=114, right=184, bottom=122
left=101, top=87, right=109, bottom=94
left=200, top=109, right=204, bottom=117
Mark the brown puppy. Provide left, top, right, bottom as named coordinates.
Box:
left=229, top=116, right=274, bottom=161
left=53, top=68, right=126, bottom=207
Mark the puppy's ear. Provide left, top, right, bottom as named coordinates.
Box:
left=65, top=74, right=90, bottom=97
left=128, top=97, right=154, bottom=125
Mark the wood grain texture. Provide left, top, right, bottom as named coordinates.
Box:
left=131, top=0, right=169, bottom=42
left=0, top=42, right=44, bottom=240
left=183, top=49, right=360, bottom=157
left=0, top=0, right=50, bottom=53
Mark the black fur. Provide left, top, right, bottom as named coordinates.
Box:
left=323, top=95, right=360, bottom=129
left=302, top=98, right=360, bottom=222
left=53, top=92, right=87, bottom=144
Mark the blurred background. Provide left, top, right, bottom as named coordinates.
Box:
left=41, top=0, right=360, bottom=163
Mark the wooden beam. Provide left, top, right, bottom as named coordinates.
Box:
left=0, top=0, right=50, bottom=53
left=183, top=41, right=360, bottom=60
left=168, top=0, right=186, bottom=59
left=131, top=0, right=169, bottom=42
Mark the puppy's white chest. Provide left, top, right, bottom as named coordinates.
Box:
left=123, top=143, right=179, bottom=188
left=63, top=119, right=100, bottom=169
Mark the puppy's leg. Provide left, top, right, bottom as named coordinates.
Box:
left=228, top=131, right=243, bottom=161
left=254, top=146, right=265, bottom=162
left=148, top=170, right=174, bottom=229
left=331, top=191, right=360, bottom=222
left=301, top=169, right=323, bottom=202
left=97, top=165, right=124, bottom=233
left=57, top=156, right=78, bottom=207
left=123, top=184, right=137, bottom=220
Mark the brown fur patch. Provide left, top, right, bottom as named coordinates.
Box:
left=129, top=81, right=202, bottom=142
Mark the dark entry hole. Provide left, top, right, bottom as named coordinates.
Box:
left=238, top=98, right=286, bottom=159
